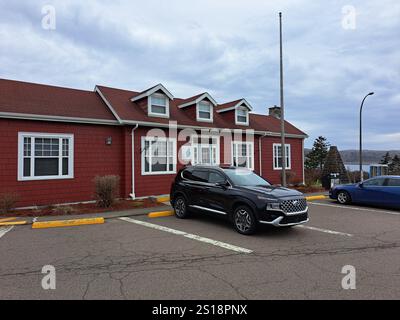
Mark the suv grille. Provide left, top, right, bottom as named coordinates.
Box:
left=280, top=198, right=307, bottom=215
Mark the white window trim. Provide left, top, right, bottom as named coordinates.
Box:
left=190, top=135, right=220, bottom=166
left=273, top=143, right=291, bottom=170
left=18, top=132, right=74, bottom=181
left=196, top=100, right=213, bottom=123
left=141, top=136, right=177, bottom=175
left=148, top=93, right=170, bottom=118
left=231, top=141, right=254, bottom=170
left=235, top=107, right=249, bottom=126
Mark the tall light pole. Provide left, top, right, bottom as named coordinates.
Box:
left=359, top=92, right=374, bottom=182
left=279, top=12, right=286, bottom=187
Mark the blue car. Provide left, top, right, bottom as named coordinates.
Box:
left=329, top=176, right=400, bottom=209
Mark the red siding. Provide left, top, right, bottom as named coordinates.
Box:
left=0, top=119, right=127, bottom=207
left=0, top=119, right=305, bottom=207
left=180, top=105, right=197, bottom=119
left=260, top=137, right=304, bottom=185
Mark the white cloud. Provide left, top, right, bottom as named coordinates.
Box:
left=0, top=0, right=399, bottom=150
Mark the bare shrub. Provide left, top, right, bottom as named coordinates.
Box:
left=305, top=168, right=322, bottom=187
left=0, top=193, right=19, bottom=214
left=94, top=175, right=120, bottom=208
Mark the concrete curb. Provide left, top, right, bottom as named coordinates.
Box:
left=306, top=195, right=328, bottom=201
left=156, top=196, right=170, bottom=203
left=148, top=210, right=174, bottom=218
left=32, top=217, right=104, bottom=229
left=0, top=220, right=28, bottom=226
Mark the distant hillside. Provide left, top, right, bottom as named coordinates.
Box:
left=304, top=149, right=400, bottom=164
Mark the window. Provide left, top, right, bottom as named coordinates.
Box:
left=387, top=179, right=400, bottom=186
left=191, top=136, right=219, bottom=166
left=363, top=178, right=385, bottom=186
left=232, top=142, right=254, bottom=170
left=197, top=101, right=213, bottom=122
left=191, top=170, right=209, bottom=182
left=142, top=137, right=176, bottom=175
left=235, top=107, right=249, bottom=125
left=273, top=144, right=291, bottom=170
left=149, top=93, right=169, bottom=117
left=208, top=171, right=226, bottom=184
left=223, top=168, right=270, bottom=186
left=18, top=133, right=73, bottom=181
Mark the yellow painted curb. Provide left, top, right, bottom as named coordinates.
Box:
left=156, top=196, right=170, bottom=203
left=32, top=217, right=104, bottom=229
left=0, top=217, right=17, bottom=223
left=148, top=210, right=174, bottom=218
left=306, top=195, right=328, bottom=201
left=0, top=221, right=27, bottom=226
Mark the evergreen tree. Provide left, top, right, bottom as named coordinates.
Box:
left=380, top=152, right=391, bottom=164
left=388, top=155, right=400, bottom=175
left=305, top=136, right=330, bottom=170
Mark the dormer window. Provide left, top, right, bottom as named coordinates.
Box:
left=216, top=98, right=252, bottom=126
left=148, top=93, right=169, bottom=117
left=197, top=101, right=213, bottom=122
left=178, top=93, right=217, bottom=123
left=236, top=107, right=249, bottom=125
left=130, top=84, right=174, bottom=118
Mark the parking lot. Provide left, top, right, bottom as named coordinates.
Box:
left=1, top=199, right=400, bottom=300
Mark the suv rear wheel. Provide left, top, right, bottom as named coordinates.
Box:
left=233, top=205, right=257, bottom=235
left=174, top=196, right=189, bottom=219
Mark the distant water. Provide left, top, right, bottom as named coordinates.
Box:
left=344, top=164, right=371, bottom=172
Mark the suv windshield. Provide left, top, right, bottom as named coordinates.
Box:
left=223, top=169, right=270, bottom=187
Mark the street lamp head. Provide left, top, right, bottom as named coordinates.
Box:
left=368, top=92, right=374, bottom=96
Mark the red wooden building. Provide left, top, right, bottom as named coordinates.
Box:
left=0, top=79, right=307, bottom=208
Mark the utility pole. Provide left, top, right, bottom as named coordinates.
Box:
left=359, top=92, right=374, bottom=182
left=279, top=12, right=286, bottom=186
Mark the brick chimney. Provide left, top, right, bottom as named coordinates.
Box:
left=269, top=105, right=281, bottom=119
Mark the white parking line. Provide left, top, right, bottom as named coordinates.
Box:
left=119, top=217, right=253, bottom=254
left=296, top=225, right=353, bottom=237
left=309, top=201, right=400, bottom=215
left=0, top=226, right=14, bottom=239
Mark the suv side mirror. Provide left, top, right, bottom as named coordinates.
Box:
left=358, top=182, right=364, bottom=188
left=216, top=181, right=229, bottom=189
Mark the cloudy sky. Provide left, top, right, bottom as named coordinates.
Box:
left=1, top=0, right=399, bottom=149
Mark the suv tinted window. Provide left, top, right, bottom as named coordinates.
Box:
left=208, top=171, right=226, bottom=184
left=191, top=170, right=209, bottom=182
left=387, top=178, right=400, bottom=186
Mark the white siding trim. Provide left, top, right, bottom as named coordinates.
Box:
left=18, top=132, right=74, bottom=181
left=147, top=93, right=170, bottom=118
left=231, top=141, right=255, bottom=170
left=273, top=143, right=292, bottom=170
left=141, top=136, right=177, bottom=175
left=130, top=84, right=174, bottom=102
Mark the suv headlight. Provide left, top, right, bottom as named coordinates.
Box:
left=266, top=202, right=281, bottom=210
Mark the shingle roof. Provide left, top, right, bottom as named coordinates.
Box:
left=0, top=79, right=306, bottom=136
left=215, top=99, right=243, bottom=112
left=176, top=93, right=206, bottom=107
left=0, top=79, right=116, bottom=121
left=97, top=85, right=306, bottom=135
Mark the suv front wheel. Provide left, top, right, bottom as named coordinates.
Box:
left=174, top=196, right=190, bottom=219
left=233, top=205, right=257, bottom=235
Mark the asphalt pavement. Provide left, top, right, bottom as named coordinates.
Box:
left=0, top=199, right=399, bottom=299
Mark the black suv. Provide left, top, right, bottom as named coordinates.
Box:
left=170, top=166, right=309, bottom=235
